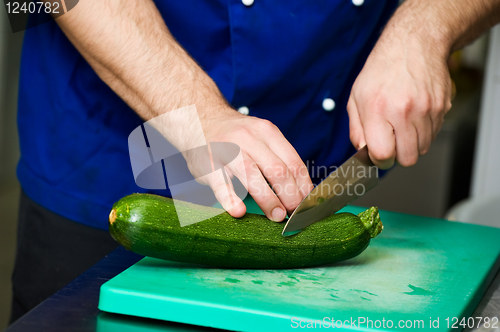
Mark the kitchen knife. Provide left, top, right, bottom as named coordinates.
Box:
left=282, top=145, right=379, bottom=236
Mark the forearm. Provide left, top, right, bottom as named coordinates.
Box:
left=384, top=0, right=500, bottom=57
left=54, top=0, right=231, bottom=148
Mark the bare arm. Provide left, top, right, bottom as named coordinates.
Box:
left=348, top=0, right=500, bottom=169
left=55, top=0, right=313, bottom=220
left=56, top=0, right=226, bottom=138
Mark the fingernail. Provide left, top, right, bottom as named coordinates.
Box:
left=271, top=207, right=285, bottom=222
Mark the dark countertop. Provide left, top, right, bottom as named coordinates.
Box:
left=4, top=246, right=500, bottom=332
left=3, top=247, right=222, bottom=332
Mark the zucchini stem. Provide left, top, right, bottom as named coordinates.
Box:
left=358, top=207, right=383, bottom=238
left=109, top=209, right=117, bottom=225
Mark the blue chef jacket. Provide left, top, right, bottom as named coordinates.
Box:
left=17, top=0, right=398, bottom=230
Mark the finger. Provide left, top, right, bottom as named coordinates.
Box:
left=247, top=141, right=304, bottom=214
left=204, top=169, right=246, bottom=218
left=392, top=119, right=419, bottom=167
left=430, top=106, right=446, bottom=141
left=431, top=76, right=452, bottom=140
left=227, top=153, right=286, bottom=222
left=347, top=95, right=366, bottom=150
left=413, top=115, right=433, bottom=155
left=361, top=110, right=396, bottom=170
left=266, top=133, right=313, bottom=201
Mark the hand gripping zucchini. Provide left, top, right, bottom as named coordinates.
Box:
left=109, top=193, right=383, bottom=269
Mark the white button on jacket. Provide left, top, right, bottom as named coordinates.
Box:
left=238, top=106, right=250, bottom=115
left=352, top=0, right=364, bottom=6
left=322, top=98, right=335, bottom=111
left=242, top=0, right=254, bottom=7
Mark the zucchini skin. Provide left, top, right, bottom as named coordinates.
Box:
left=109, top=193, right=382, bottom=269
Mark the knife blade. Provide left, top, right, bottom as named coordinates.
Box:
left=282, top=145, right=379, bottom=236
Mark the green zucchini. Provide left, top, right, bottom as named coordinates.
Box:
left=109, top=193, right=383, bottom=269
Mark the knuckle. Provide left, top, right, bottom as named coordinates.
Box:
left=240, top=158, right=257, bottom=174
left=234, top=126, right=252, bottom=139
left=370, top=96, right=388, bottom=115
left=260, top=191, right=278, bottom=205
left=433, top=99, right=445, bottom=114
left=399, top=154, right=418, bottom=167
left=416, top=106, right=430, bottom=119
left=349, top=132, right=357, bottom=145
left=349, top=123, right=361, bottom=141
left=258, top=119, right=277, bottom=132
left=347, top=97, right=354, bottom=111
left=420, top=95, right=432, bottom=112
left=349, top=124, right=362, bottom=139
left=207, top=173, right=225, bottom=189
left=395, top=98, right=414, bottom=118
left=419, top=147, right=430, bottom=155
left=287, top=159, right=306, bottom=177
left=284, top=198, right=302, bottom=210
left=267, top=163, right=288, bottom=179
left=370, top=148, right=393, bottom=162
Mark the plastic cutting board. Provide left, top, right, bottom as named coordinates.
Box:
left=99, top=202, right=500, bottom=332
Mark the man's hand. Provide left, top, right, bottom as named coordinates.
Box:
left=347, top=21, right=452, bottom=169
left=55, top=0, right=312, bottom=221
left=348, top=0, right=500, bottom=169
left=189, top=109, right=313, bottom=221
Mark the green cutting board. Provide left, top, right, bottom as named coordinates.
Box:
left=99, top=201, right=500, bottom=332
